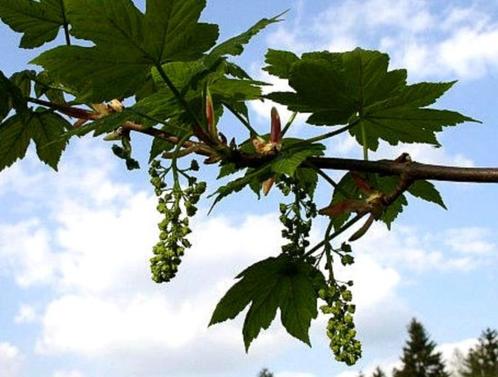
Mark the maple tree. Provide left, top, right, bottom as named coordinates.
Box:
left=1, top=0, right=497, bottom=366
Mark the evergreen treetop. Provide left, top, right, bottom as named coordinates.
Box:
left=459, top=328, right=498, bottom=377
left=372, top=366, right=387, bottom=377
left=393, top=319, right=449, bottom=377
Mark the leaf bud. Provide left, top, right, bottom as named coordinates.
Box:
left=270, top=107, right=282, bottom=144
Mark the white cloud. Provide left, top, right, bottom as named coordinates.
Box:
left=0, top=142, right=298, bottom=374
left=340, top=256, right=400, bottom=308
left=0, top=342, right=22, bottom=377
left=437, top=338, right=477, bottom=375
left=36, top=293, right=217, bottom=355
left=0, top=118, right=492, bottom=377
left=14, top=304, right=37, bottom=324
left=444, top=227, right=495, bottom=255
left=263, top=0, right=498, bottom=80
left=0, top=139, right=411, bottom=376
left=0, top=220, right=57, bottom=287
left=349, top=223, right=496, bottom=272
left=327, top=133, right=474, bottom=168
left=276, top=372, right=316, bottom=377
left=53, top=371, right=86, bottom=377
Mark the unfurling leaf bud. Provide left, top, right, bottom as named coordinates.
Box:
left=262, top=176, right=275, bottom=196
left=205, top=87, right=217, bottom=139
left=270, top=107, right=282, bottom=144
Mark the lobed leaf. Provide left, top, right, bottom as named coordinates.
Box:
left=32, top=0, right=219, bottom=102
left=266, top=48, right=479, bottom=150
left=0, top=111, right=70, bottom=171
left=407, top=180, right=447, bottom=209
left=0, top=0, right=67, bottom=48
left=210, top=255, right=321, bottom=350
left=0, top=71, right=27, bottom=121
left=207, top=11, right=285, bottom=63
left=263, top=49, right=300, bottom=79
left=271, top=140, right=325, bottom=176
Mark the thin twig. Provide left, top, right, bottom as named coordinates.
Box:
left=281, top=111, right=298, bottom=136
left=304, top=214, right=365, bottom=257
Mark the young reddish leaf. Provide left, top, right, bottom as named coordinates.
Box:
left=351, top=171, right=374, bottom=194
left=262, top=176, right=275, bottom=196
left=270, top=106, right=282, bottom=144
left=205, top=86, right=217, bottom=139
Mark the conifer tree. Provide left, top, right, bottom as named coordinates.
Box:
left=372, top=366, right=387, bottom=377
left=258, top=368, right=274, bottom=377
left=393, top=319, right=449, bottom=377
left=459, top=328, right=498, bottom=377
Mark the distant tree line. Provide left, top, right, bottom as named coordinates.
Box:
left=258, top=319, right=498, bottom=377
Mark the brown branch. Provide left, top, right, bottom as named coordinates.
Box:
left=26, top=97, right=498, bottom=183
left=124, top=122, right=498, bottom=183
left=29, top=97, right=98, bottom=120
left=306, top=157, right=498, bottom=183
left=121, top=122, right=213, bottom=157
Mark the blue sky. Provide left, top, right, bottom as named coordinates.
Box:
left=1, top=1, right=497, bottom=377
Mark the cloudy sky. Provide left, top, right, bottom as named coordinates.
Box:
left=1, top=1, right=498, bottom=377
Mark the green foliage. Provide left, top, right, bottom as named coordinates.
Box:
left=31, top=0, right=219, bottom=102
left=207, top=11, right=285, bottom=62
left=458, top=329, right=498, bottom=377
left=258, top=368, right=274, bottom=377
left=329, top=172, right=446, bottom=230
left=0, top=0, right=68, bottom=48
left=265, top=48, right=479, bottom=151
left=271, top=139, right=325, bottom=176
left=372, top=367, right=387, bottom=377
left=0, top=0, right=485, bottom=367
left=210, top=255, right=323, bottom=350
left=0, top=71, right=27, bottom=121
left=0, top=110, right=69, bottom=171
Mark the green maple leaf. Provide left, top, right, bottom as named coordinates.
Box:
left=271, top=139, right=325, bottom=176
left=0, top=0, right=69, bottom=48
left=31, top=0, right=219, bottom=102
left=263, top=49, right=299, bottom=79
left=0, top=111, right=70, bottom=171
left=266, top=48, right=479, bottom=150
left=407, top=180, right=447, bottom=209
left=206, top=11, right=285, bottom=64
left=0, top=71, right=27, bottom=121
left=209, top=255, right=322, bottom=350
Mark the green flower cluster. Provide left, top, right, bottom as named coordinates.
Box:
left=149, top=160, right=206, bottom=283
left=277, top=176, right=317, bottom=260
left=319, top=252, right=361, bottom=365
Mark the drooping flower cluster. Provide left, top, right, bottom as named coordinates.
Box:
left=149, top=160, right=206, bottom=283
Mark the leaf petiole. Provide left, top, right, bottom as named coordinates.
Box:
left=281, top=111, right=297, bottom=136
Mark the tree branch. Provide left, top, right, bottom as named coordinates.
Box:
left=121, top=122, right=212, bottom=157
left=25, top=97, right=498, bottom=183
left=306, top=157, right=498, bottom=183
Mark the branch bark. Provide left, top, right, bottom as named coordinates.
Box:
left=306, top=157, right=498, bottom=183
left=26, top=97, right=498, bottom=183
